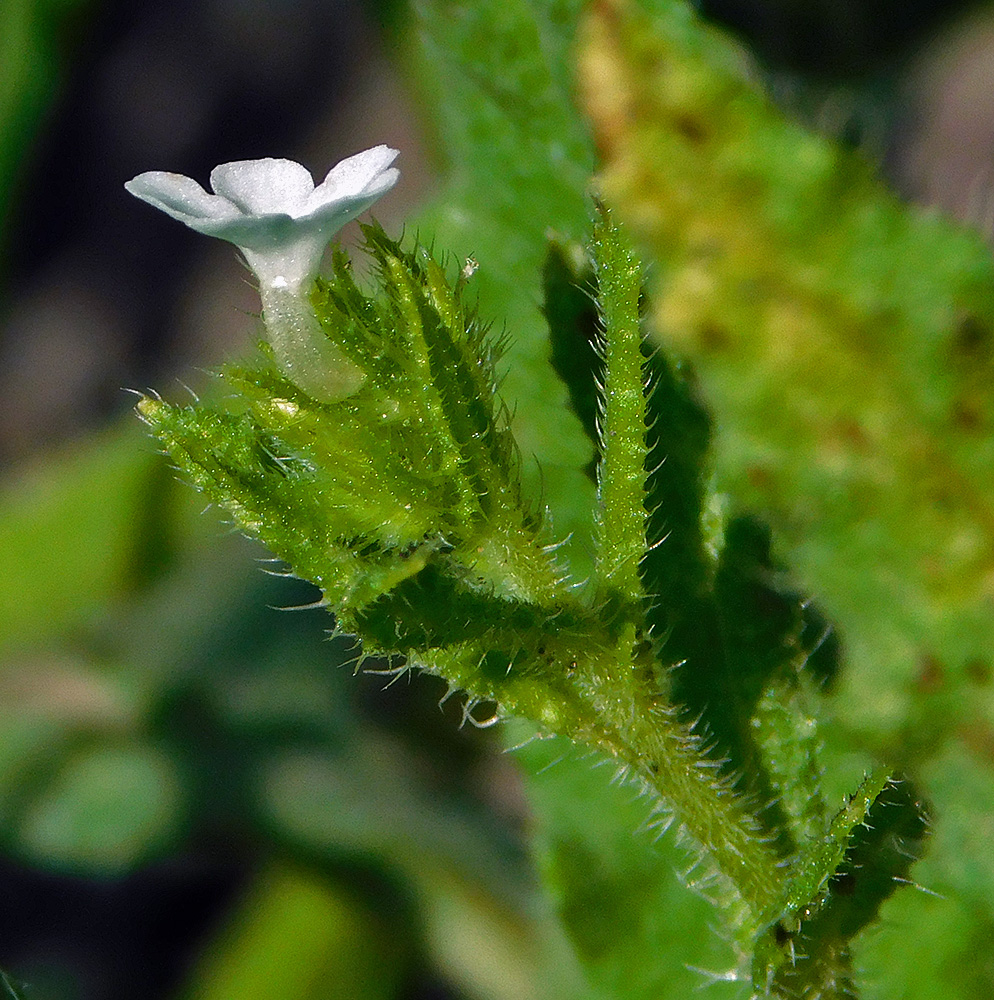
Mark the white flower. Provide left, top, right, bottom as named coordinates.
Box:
left=125, top=147, right=400, bottom=403
left=125, top=146, right=399, bottom=292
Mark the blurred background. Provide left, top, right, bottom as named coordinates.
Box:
left=1, top=0, right=993, bottom=997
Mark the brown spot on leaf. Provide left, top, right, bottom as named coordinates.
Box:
left=827, top=417, right=870, bottom=452
left=951, top=397, right=985, bottom=433
left=747, top=464, right=775, bottom=490
left=697, top=321, right=730, bottom=352
left=952, top=313, right=992, bottom=360
left=672, top=112, right=708, bottom=145
left=915, top=653, right=944, bottom=693
left=960, top=721, right=994, bottom=767
left=965, top=657, right=992, bottom=686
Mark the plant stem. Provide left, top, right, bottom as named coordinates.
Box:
left=584, top=209, right=784, bottom=928
left=592, top=205, right=648, bottom=606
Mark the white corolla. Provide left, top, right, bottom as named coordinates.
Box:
left=126, top=147, right=400, bottom=401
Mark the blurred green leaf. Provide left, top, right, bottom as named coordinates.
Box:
left=183, top=865, right=405, bottom=1000
left=259, top=741, right=528, bottom=903
left=857, top=888, right=994, bottom=1000
left=15, top=742, right=183, bottom=874
left=580, top=0, right=994, bottom=748
left=258, top=735, right=586, bottom=1000
left=0, top=423, right=172, bottom=655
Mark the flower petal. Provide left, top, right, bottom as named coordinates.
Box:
left=299, top=189, right=397, bottom=238
left=308, top=145, right=399, bottom=211
left=124, top=171, right=239, bottom=226
left=209, top=158, right=315, bottom=216
left=193, top=213, right=298, bottom=249
left=126, top=148, right=400, bottom=295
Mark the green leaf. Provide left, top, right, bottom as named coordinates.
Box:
left=576, top=5, right=992, bottom=989
left=260, top=741, right=526, bottom=901
left=580, top=0, right=994, bottom=749
left=857, top=888, right=994, bottom=1000
left=141, top=227, right=565, bottom=623
left=0, top=423, right=173, bottom=655
left=544, top=238, right=600, bottom=462
left=544, top=225, right=834, bottom=859
left=755, top=774, right=929, bottom=994
left=258, top=740, right=587, bottom=1000
left=590, top=208, right=650, bottom=605
left=182, top=865, right=406, bottom=1000
left=15, top=742, right=183, bottom=874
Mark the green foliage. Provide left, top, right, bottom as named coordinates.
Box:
left=137, top=201, right=931, bottom=996
left=184, top=866, right=407, bottom=1000
left=511, top=722, right=740, bottom=1000
left=0, top=418, right=558, bottom=998
left=565, top=0, right=994, bottom=996
left=0, top=422, right=171, bottom=654
left=15, top=743, right=183, bottom=874
left=581, top=0, right=994, bottom=751
left=2, top=0, right=993, bottom=997
left=544, top=237, right=836, bottom=862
